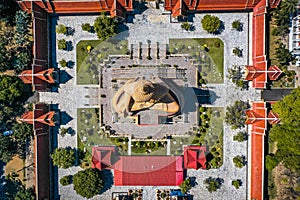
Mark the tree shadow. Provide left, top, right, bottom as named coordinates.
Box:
left=214, top=21, right=225, bottom=35
left=66, top=27, right=75, bottom=36
left=99, top=170, right=114, bottom=195
left=66, top=41, right=73, bottom=51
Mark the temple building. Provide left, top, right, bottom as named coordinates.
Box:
left=112, top=78, right=180, bottom=119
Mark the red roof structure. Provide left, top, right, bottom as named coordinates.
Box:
left=244, top=0, right=282, bottom=88
left=19, top=68, right=57, bottom=91
left=246, top=101, right=280, bottom=200
left=183, top=146, right=206, bottom=170
left=114, top=156, right=184, bottom=186
left=20, top=104, right=56, bottom=127
left=20, top=104, right=53, bottom=200
left=165, top=0, right=281, bottom=17
left=19, top=0, right=133, bottom=18
left=92, top=146, right=116, bottom=170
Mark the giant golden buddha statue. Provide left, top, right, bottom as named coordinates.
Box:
left=112, top=78, right=180, bottom=117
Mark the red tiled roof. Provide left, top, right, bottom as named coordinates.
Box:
left=267, top=65, right=283, bottom=80
left=114, top=156, right=184, bottom=186
left=20, top=105, right=56, bottom=127
left=19, top=0, right=133, bottom=16
left=171, top=0, right=188, bottom=18
left=247, top=101, right=280, bottom=200
left=92, top=146, right=116, bottom=170
left=19, top=68, right=56, bottom=89
left=165, top=0, right=280, bottom=13
left=251, top=133, right=264, bottom=200
left=183, top=146, right=206, bottom=170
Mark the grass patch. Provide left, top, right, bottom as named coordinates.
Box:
left=77, top=108, right=128, bottom=158
left=169, top=38, right=224, bottom=83
left=170, top=107, right=224, bottom=164
left=76, top=40, right=128, bottom=85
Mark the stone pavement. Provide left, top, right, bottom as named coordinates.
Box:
left=37, top=8, right=262, bottom=200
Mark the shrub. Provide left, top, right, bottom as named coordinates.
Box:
left=233, top=132, right=247, bottom=142
left=214, top=41, right=220, bottom=48
left=204, top=177, right=222, bottom=192
left=179, top=177, right=192, bottom=194
left=181, top=22, right=192, bottom=31
left=232, top=20, right=242, bottom=31
left=232, top=179, right=241, bottom=189
left=199, top=106, right=206, bottom=113
left=201, top=15, right=221, bottom=33
left=233, top=47, right=242, bottom=57
left=233, top=155, right=245, bottom=168
left=58, top=39, right=67, bottom=50
left=56, top=24, right=67, bottom=34
left=60, top=175, right=73, bottom=186
left=81, top=23, right=92, bottom=32
left=59, top=59, right=67, bottom=68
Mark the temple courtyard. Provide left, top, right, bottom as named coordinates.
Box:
left=38, top=8, right=261, bottom=200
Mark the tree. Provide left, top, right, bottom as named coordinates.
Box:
left=81, top=23, right=92, bottom=32
left=58, top=39, right=67, bottom=50
left=14, top=186, right=35, bottom=200
left=266, top=154, right=279, bottom=171
left=0, top=75, right=23, bottom=104
left=275, top=42, right=293, bottom=65
left=272, top=87, right=300, bottom=127
left=233, top=131, right=247, bottom=142
left=201, top=15, right=221, bottom=33
left=233, top=155, right=245, bottom=168
left=225, top=101, right=249, bottom=129
left=94, top=12, right=117, bottom=41
left=60, top=175, right=73, bottom=186
left=204, top=177, right=222, bottom=192
left=12, top=123, right=33, bottom=158
left=280, top=0, right=298, bottom=15
left=179, top=177, right=192, bottom=194
left=0, top=35, right=11, bottom=72
left=227, top=65, right=247, bottom=89
left=269, top=88, right=300, bottom=173
left=73, top=168, right=104, bottom=198
left=51, top=147, right=76, bottom=169
left=56, top=24, right=67, bottom=35
left=232, top=179, right=242, bottom=189
left=0, top=133, right=15, bottom=162
left=232, top=20, right=242, bottom=31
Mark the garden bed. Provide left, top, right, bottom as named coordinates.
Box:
left=169, top=38, right=224, bottom=83
left=131, top=140, right=167, bottom=155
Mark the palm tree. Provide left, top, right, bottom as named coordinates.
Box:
left=281, top=0, right=298, bottom=15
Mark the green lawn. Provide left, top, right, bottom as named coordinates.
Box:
left=169, top=38, right=224, bottom=83
left=77, top=108, right=128, bottom=157
left=76, top=40, right=128, bottom=85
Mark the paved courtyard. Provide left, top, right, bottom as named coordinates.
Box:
left=38, top=7, right=261, bottom=200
